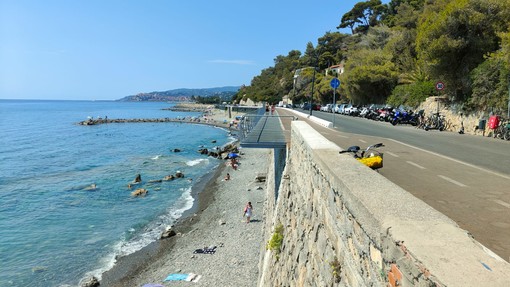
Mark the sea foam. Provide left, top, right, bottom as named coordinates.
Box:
left=186, top=158, right=208, bottom=166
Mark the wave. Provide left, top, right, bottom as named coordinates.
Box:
left=85, top=186, right=195, bottom=281
left=186, top=158, right=209, bottom=166
left=151, top=155, right=162, bottom=160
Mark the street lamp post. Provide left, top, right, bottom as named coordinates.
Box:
left=293, top=75, right=297, bottom=108
left=309, top=67, right=316, bottom=116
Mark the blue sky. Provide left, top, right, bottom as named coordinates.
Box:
left=1, top=0, right=365, bottom=100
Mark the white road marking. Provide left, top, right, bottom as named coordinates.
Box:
left=337, top=134, right=349, bottom=138
left=359, top=139, right=367, bottom=143
left=406, top=161, right=426, bottom=169
left=492, top=199, right=510, bottom=209
left=388, top=138, right=510, bottom=180
left=386, top=151, right=399, bottom=158
left=437, top=175, right=467, bottom=187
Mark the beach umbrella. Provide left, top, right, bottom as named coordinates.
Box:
left=228, top=153, right=238, bottom=158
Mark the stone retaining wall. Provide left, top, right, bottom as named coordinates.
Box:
left=417, top=96, right=507, bottom=136
left=258, top=121, right=510, bottom=287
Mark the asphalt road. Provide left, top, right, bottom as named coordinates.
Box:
left=277, top=108, right=510, bottom=262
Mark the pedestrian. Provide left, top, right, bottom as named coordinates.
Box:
left=224, top=173, right=231, bottom=181
left=271, top=104, right=275, bottom=115
left=243, top=201, right=253, bottom=223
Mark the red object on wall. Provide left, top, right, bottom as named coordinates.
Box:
left=488, top=116, right=500, bottom=129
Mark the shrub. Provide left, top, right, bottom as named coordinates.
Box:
left=266, top=223, right=284, bottom=259
left=330, top=256, right=342, bottom=283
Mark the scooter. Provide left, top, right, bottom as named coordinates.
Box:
left=339, top=143, right=384, bottom=170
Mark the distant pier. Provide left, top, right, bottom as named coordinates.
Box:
left=77, top=117, right=234, bottom=129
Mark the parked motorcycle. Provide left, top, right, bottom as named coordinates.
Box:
left=339, top=143, right=384, bottom=170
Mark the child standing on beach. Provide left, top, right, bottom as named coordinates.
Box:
left=243, top=202, right=253, bottom=223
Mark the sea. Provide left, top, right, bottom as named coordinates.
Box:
left=0, top=100, right=234, bottom=287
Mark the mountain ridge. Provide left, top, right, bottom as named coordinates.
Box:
left=117, top=86, right=240, bottom=102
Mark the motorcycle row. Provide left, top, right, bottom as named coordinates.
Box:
left=324, top=104, right=444, bottom=131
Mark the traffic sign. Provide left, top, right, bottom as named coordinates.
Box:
left=330, top=78, right=340, bottom=89
left=436, top=81, right=445, bottom=91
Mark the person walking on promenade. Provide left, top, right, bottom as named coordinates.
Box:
left=243, top=202, right=253, bottom=223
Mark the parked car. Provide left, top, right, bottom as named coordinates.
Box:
left=334, top=103, right=348, bottom=114
left=320, top=104, right=333, bottom=112
left=344, top=105, right=359, bottom=116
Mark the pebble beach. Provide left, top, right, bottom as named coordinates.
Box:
left=99, top=106, right=270, bottom=287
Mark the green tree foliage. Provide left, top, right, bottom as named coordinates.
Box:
left=234, top=50, right=301, bottom=104
left=387, top=81, right=436, bottom=108
left=341, top=48, right=398, bottom=104
left=416, top=0, right=510, bottom=101
left=338, top=0, right=386, bottom=34
left=468, top=56, right=509, bottom=113
left=237, top=0, right=510, bottom=113
left=383, top=0, right=426, bottom=28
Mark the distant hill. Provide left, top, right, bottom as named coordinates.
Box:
left=117, top=86, right=240, bottom=102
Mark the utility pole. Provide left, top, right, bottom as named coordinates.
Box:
left=309, top=67, right=316, bottom=116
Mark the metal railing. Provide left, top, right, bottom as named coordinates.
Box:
left=238, top=113, right=297, bottom=143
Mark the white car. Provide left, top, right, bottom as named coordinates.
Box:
left=344, top=105, right=358, bottom=115
left=321, top=104, right=333, bottom=112
left=334, top=104, right=348, bottom=114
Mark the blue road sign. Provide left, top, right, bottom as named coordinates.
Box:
left=330, top=78, right=340, bottom=89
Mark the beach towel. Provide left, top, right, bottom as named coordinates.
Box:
left=193, top=245, right=216, bottom=254
left=142, top=284, right=164, bottom=287
left=163, top=273, right=202, bottom=283
left=164, top=273, right=189, bottom=281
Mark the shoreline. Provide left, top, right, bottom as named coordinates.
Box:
left=99, top=156, right=227, bottom=285
left=100, top=147, right=270, bottom=286
left=97, top=107, right=269, bottom=287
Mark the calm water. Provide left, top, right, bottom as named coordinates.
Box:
left=0, top=100, right=232, bottom=286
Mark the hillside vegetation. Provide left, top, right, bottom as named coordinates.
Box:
left=118, top=86, right=239, bottom=102
left=235, top=0, right=510, bottom=115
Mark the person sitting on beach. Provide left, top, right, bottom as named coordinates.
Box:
left=224, top=173, right=230, bottom=181
left=230, top=159, right=238, bottom=170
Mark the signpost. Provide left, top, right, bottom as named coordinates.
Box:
left=435, top=81, right=445, bottom=91
left=330, top=78, right=340, bottom=127
left=435, top=81, right=445, bottom=113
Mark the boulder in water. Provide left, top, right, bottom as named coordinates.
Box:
left=131, top=188, right=148, bottom=197
left=160, top=226, right=177, bottom=239
left=163, top=175, right=175, bottom=181
left=79, top=276, right=100, bottom=287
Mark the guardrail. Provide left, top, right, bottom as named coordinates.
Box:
left=238, top=114, right=297, bottom=145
